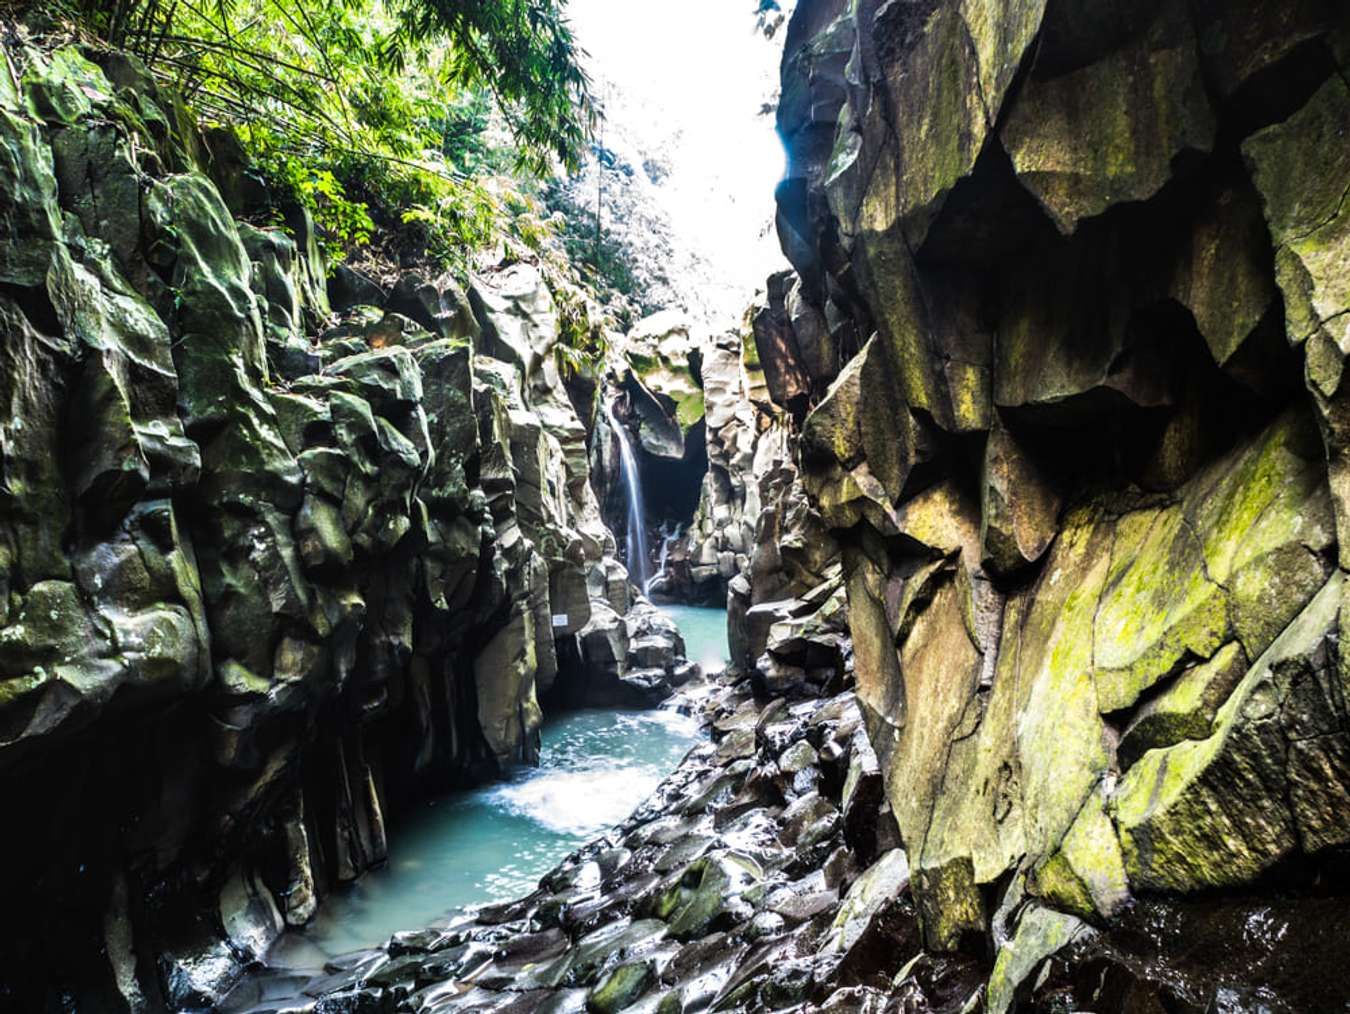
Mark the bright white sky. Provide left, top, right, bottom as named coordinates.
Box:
left=567, top=0, right=791, bottom=327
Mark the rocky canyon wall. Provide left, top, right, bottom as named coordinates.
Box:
left=609, top=303, right=853, bottom=711
left=0, top=44, right=688, bottom=1011
left=730, top=0, right=1350, bottom=1007
left=8, top=0, right=1350, bottom=1007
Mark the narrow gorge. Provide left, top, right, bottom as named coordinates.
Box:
left=3, top=0, right=1350, bottom=1012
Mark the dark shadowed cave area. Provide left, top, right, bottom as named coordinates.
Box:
left=639, top=420, right=709, bottom=536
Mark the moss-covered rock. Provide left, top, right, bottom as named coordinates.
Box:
left=23, top=47, right=113, bottom=127
left=1030, top=797, right=1128, bottom=919
left=622, top=311, right=705, bottom=433
left=1002, top=3, right=1215, bottom=233
left=655, top=852, right=762, bottom=939
left=0, top=92, right=63, bottom=287
left=986, top=904, right=1090, bottom=1014
left=1113, top=573, right=1350, bottom=890
left=1117, top=641, right=1248, bottom=768
left=0, top=33, right=692, bottom=1009
left=912, top=856, right=986, bottom=952
left=1244, top=72, right=1350, bottom=566
left=1092, top=502, right=1228, bottom=713
left=587, top=959, right=656, bottom=1013
left=857, top=0, right=1044, bottom=249
left=801, top=335, right=939, bottom=532
left=238, top=222, right=302, bottom=344
left=774, top=0, right=1350, bottom=1004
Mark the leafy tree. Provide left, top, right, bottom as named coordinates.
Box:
left=69, top=0, right=595, bottom=269
left=385, top=0, right=595, bottom=172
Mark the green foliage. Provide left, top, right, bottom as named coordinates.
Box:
left=262, top=152, right=375, bottom=257
left=553, top=284, right=608, bottom=379
left=385, top=0, right=596, bottom=173
left=71, top=0, right=595, bottom=270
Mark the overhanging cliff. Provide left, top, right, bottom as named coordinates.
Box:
left=753, top=0, right=1350, bottom=1005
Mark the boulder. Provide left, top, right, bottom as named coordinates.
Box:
left=328, top=263, right=387, bottom=311
left=822, top=849, right=910, bottom=956
left=391, top=271, right=478, bottom=342
left=979, top=418, right=1061, bottom=575
left=652, top=853, right=763, bottom=939
left=986, top=905, right=1091, bottom=1014
left=1113, top=574, right=1350, bottom=889
left=623, top=311, right=705, bottom=432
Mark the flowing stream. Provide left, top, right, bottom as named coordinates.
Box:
left=267, top=605, right=729, bottom=968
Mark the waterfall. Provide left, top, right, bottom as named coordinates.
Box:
left=606, top=401, right=650, bottom=590
left=645, top=521, right=683, bottom=596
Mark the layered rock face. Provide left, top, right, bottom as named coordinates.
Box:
left=620, top=305, right=853, bottom=703
left=712, top=327, right=847, bottom=699
left=677, top=328, right=762, bottom=601
left=760, top=0, right=1350, bottom=1006
left=0, top=46, right=685, bottom=1010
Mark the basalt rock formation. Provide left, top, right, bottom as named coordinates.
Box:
left=0, top=44, right=688, bottom=1011
left=756, top=0, right=1350, bottom=1007
left=10, top=1, right=1350, bottom=1011
left=227, top=0, right=1350, bottom=1007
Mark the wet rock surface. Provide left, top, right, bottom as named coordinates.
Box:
left=225, top=672, right=930, bottom=1013
left=229, top=672, right=1350, bottom=1014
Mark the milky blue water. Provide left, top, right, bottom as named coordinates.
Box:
left=663, top=603, right=730, bottom=674
left=271, top=606, right=727, bottom=963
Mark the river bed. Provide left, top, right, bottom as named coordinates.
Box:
left=267, top=605, right=727, bottom=967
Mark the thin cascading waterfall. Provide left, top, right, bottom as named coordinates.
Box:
left=606, top=401, right=650, bottom=590
left=645, top=521, right=683, bottom=595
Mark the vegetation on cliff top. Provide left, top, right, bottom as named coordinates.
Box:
left=47, top=0, right=597, bottom=274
